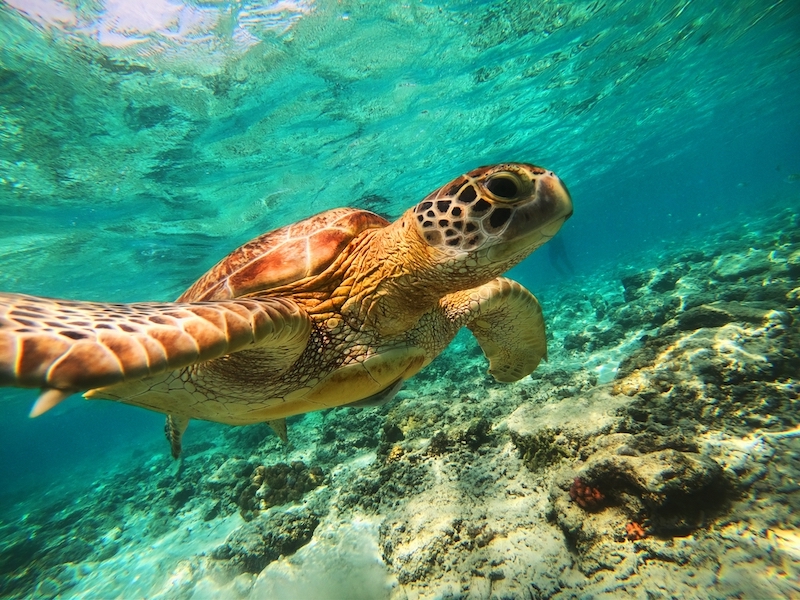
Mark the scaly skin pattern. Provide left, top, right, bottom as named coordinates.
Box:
left=0, top=163, right=572, bottom=453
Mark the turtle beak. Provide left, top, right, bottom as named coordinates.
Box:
left=506, top=170, right=572, bottom=239
left=538, top=170, right=573, bottom=222
left=487, top=170, right=573, bottom=262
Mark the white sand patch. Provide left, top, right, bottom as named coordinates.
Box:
left=247, top=517, right=394, bottom=600
left=63, top=512, right=243, bottom=599
left=502, top=385, right=630, bottom=437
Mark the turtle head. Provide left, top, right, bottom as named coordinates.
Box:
left=411, top=163, right=573, bottom=277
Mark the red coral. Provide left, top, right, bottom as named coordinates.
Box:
left=569, top=477, right=605, bottom=510
left=625, top=521, right=647, bottom=540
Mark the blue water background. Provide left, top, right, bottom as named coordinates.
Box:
left=0, top=0, right=799, bottom=494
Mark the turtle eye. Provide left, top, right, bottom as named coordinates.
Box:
left=485, top=174, right=521, bottom=200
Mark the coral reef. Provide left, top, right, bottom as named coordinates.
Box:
left=513, top=427, right=572, bottom=471
left=625, top=521, right=646, bottom=541
left=237, top=461, right=325, bottom=521
left=211, top=510, right=321, bottom=574
left=1, top=207, right=798, bottom=599
left=547, top=433, right=733, bottom=572
left=568, top=477, right=604, bottom=510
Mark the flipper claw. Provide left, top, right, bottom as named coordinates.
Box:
left=29, top=388, right=74, bottom=418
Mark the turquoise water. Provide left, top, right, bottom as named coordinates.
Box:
left=1, top=1, right=799, bottom=598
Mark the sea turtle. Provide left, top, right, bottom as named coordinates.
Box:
left=0, top=163, right=572, bottom=457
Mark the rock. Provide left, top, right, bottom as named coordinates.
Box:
left=338, top=453, right=432, bottom=513
left=650, top=267, right=683, bottom=293
left=587, top=325, right=624, bottom=351
left=237, top=461, right=326, bottom=520
left=202, top=500, right=221, bottom=521
left=211, top=510, right=320, bottom=574
left=505, top=387, right=632, bottom=450
left=427, top=430, right=451, bottom=455
left=488, top=569, right=505, bottom=581
left=620, top=267, right=685, bottom=303
left=207, top=458, right=249, bottom=488
left=382, top=422, right=405, bottom=443
left=50, top=537, right=94, bottom=566
left=787, top=249, right=800, bottom=276
left=563, top=331, right=590, bottom=351
left=621, top=270, right=656, bottom=302
left=581, top=448, right=727, bottom=533
left=171, top=486, right=194, bottom=510
left=670, top=301, right=779, bottom=332
left=556, top=441, right=726, bottom=522
left=511, top=427, right=570, bottom=471
left=0, top=537, right=42, bottom=574
left=616, top=295, right=680, bottom=329
left=712, top=249, right=770, bottom=280
left=548, top=436, right=732, bottom=574
left=382, top=518, right=497, bottom=585
left=614, top=306, right=799, bottom=435
left=455, top=417, right=493, bottom=450
left=94, top=540, right=120, bottom=562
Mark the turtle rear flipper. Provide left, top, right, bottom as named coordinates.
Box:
left=165, top=414, right=190, bottom=459
left=0, top=293, right=311, bottom=415
left=442, top=277, right=547, bottom=382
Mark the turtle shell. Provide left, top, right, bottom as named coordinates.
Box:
left=179, top=208, right=389, bottom=302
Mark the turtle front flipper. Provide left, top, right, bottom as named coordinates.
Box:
left=0, top=293, right=311, bottom=415
left=442, top=277, right=547, bottom=382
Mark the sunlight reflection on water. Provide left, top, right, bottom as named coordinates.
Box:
left=5, top=0, right=312, bottom=54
